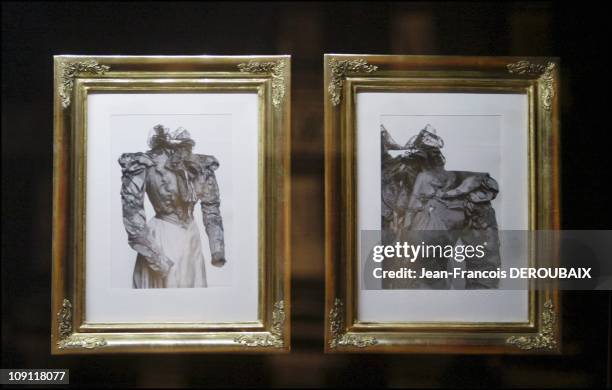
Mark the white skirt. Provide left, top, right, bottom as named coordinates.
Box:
left=133, top=217, right=207, bottom=288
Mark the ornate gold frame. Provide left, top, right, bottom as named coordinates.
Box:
left=324, top=54, right=561, bottom=354
left=52, top=55, right=291, bottom=353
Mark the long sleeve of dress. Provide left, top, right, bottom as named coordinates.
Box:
left=197, top=155, right=226, bottom=266
left=118, top=152, right=174, bottom=275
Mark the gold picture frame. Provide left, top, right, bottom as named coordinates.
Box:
left=52, top=55, right=291, bottom=354
left=324, top=54, right=560, bottom=354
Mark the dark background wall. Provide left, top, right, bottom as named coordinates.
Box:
left=2, top=1, right=610, bottom=387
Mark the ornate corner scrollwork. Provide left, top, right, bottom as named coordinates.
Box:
left=506, top=299, right=557, bottom=350
left=58, top=59, right=110, bottom=109
left=328, top=298, right=377, bottom=348
left=56, top=299, right=107, bottom=350
left=238, top=59, right=287, bottom=108
left=507, top=60, right=556, bottom=111
left=234, top=300, right=285, bottom=348
left=57, top=298, right=73, bottom=339
left=58, top=335, right=108, bottom=349
left=327, top=58, right=378, bottom=106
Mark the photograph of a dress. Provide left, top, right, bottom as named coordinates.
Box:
left=119, top=125, right=226, bottom=289
left=84, top=92, right=259, bottom=324
left=380, top=123, right=501, bottom=289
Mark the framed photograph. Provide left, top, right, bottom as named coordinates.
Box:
left=324, top=55, right=560, bottom=353
left=52, top=55, right=291, bottom=353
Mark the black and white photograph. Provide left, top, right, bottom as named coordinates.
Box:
left=356, top=92, right=530, bottom=323
left=118, top=124, right=226, bottom=289
left=85, top=93, right=260, bottom=324
left=380, top=122, right=501, bottom=290
left=47, top=54, right=290, bottom=354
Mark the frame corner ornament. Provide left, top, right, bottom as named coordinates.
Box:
left=58, top=59, right=110, bottom=109
left=328, top=298, right=377, bottom=349
left=327, top=58, right=378, bottom=106
left=506, top=60, right=556, bottom=111
left=234, top=300, right=285, bottom=348
left=237, top=59, right=287, bottom=108
left=56, top=298, right=107, bottom=350
left=506, top=299, right=557, bottom=350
